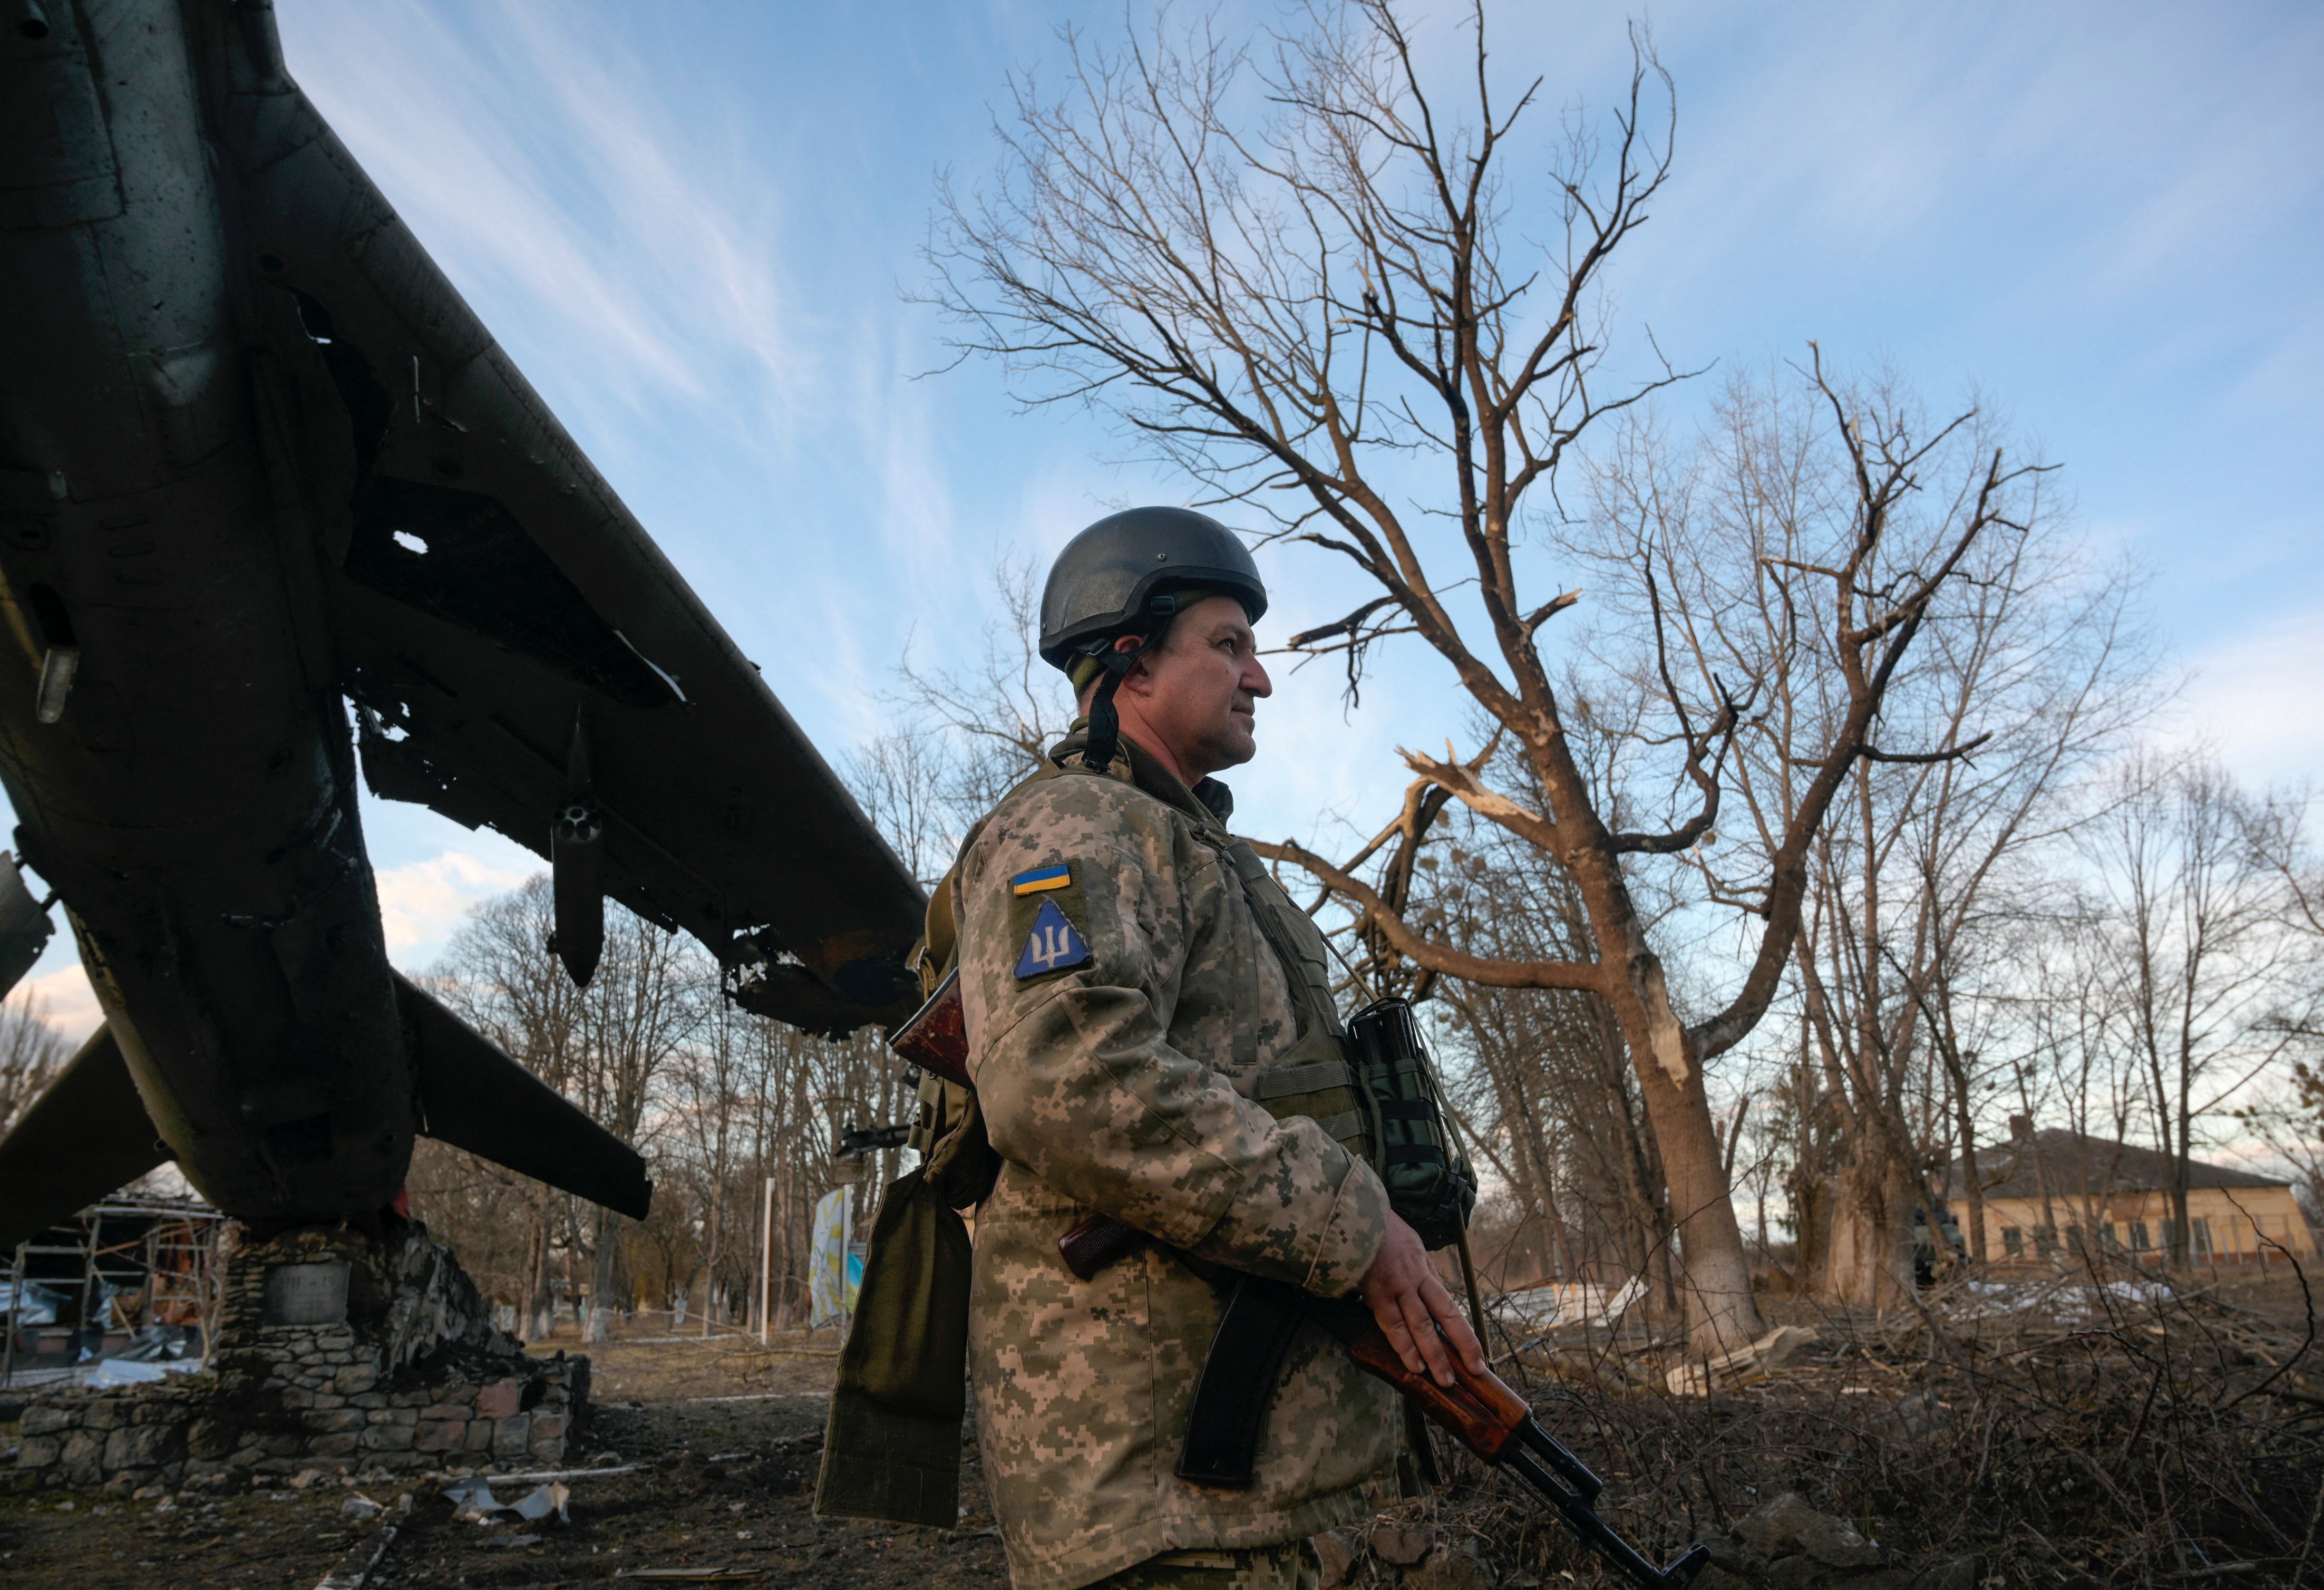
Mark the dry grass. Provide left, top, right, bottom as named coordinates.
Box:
left=521, top=1318, right=845, bottom=1405
left=1418, top=1267, right=2323, bottom=1587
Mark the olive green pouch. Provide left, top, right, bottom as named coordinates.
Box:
left=813, top=1164, right=975, bottom=1528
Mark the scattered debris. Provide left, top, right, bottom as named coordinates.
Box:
left=1666, top=1324, right=1819, bottom=1394
left=1734, top=1491, right=1882, bottom=1568
left=312, top=1492, right=413, bottom=1590
left=1369, top=1521, right=1434, bottom=1566
left=1498, top=1277, right=1646, bottom=1333
left=514, top=1482, right=572, bottom=1523
left=465, top=1463, right=646, bottom=1482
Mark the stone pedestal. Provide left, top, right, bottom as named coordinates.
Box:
left=9, top=1218, right=586, bottom=1494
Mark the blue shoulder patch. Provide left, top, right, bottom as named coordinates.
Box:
left=1014, top=897, right=1092, bottom=980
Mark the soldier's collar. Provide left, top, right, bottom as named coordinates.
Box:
left=1054, top=722, right=1235, bottom=827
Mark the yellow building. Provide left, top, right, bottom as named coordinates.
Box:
left=1946, top=1128, right=2317, bottom=1269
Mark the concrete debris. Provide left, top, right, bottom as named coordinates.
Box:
left=1406, top=1544, right=1496, bottom=1590
left=1370, top=1521, right=1435, bottom=1565
left=1735, top=1492, right=1882, bottom=1568
left=1684, top=1494, right=1976, bottom=1590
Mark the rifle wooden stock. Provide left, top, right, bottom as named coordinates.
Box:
left=1058, top=1212, right=1144, bottom=1279
left=890, top=966, right=970, bottom=1086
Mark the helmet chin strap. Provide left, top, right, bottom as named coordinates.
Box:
left=1081, top=637, right=1152, bottom=773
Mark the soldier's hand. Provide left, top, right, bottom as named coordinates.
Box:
left=1357, top=1214, right=1486, bottom=1388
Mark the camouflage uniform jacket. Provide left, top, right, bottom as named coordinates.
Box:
left=956, top=731, right=1402, bottom=1590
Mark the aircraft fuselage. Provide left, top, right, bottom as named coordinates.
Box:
left=0, top=0, right=412, bottom=1220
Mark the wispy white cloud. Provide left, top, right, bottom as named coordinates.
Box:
left=375, top=849, right=537, bottom=967
left=21, top=963, right=103, bottom=1045
left=0, top=849, right=532, bottom=1047
left=278, top=1, right=812, bottom=467
left=2166, top=611, right=2324, bottom=790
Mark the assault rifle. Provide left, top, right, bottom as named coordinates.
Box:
left=896, top=971, right=1708, bottom=1590
left=1063, top=1213, right=1707, bottom=1590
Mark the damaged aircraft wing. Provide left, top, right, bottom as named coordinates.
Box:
left=0, top=0, right=923, bottom=1246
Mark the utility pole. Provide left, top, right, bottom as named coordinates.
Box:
left=756, top=1175, right=774, bottom=1345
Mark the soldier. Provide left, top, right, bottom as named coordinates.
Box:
left=954, top=508, right=1486, bottom=1590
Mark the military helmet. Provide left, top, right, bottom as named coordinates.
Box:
left=1037, top=507, right=1268, bottom=676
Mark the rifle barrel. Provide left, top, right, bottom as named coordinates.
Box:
left=1501, top=1445, right=1712, bottom=1590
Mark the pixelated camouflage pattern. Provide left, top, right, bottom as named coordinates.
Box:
left=958, top=737, right=1401, bottom=1590
left=1087, top=1542, right=1321, bottom=1590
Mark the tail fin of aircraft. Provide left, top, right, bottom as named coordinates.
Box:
left=397, top=975, right=653, bottom=1220
left=0, top=1023, right=169, bottom=1253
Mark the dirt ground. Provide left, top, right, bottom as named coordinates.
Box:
left=0, top=1324, right=1013, bottom=1590
left=0, top=1269, right=2314, bottom=1588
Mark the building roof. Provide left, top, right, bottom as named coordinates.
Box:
left=1946, top=1128, right=2288, bottom=1201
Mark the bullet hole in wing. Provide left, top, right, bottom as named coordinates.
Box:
left=290, top=291, right=391, bottom=478
left=346, top=477, right=681, bottom=709
left=356, top=702, right=411, bottom=743
left=293, top=291, right=335, bottom=344
left=25, top=584, right=74, bottom=648
left=16, top=3, right=50, bottom=42
left=392, top=530, right=427, bottom=555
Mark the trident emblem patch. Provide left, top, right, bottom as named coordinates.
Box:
left=1013, top=897, right=1091, bottom=980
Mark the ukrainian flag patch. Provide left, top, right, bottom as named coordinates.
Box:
left=1012, top=863, right=1073, bottom=896
left=1014, top=898, right=1092, bottom=979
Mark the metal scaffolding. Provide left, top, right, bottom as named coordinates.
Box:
left=1, top=1197, right=227, bottom=1388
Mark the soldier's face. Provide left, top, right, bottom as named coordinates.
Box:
left=1118, top=595, right=1272, bottom=778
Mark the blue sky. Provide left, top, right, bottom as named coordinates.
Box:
left=15, top=0, right=2323, bottom=1035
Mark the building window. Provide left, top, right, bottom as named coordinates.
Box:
left=2129, top=1221, right=2151, bottom=1253
left=2192, top=1218, right=2212, bottom=1257
left=2002, top=1226, right=2023, bottom=1258
left=2034, top=1226, right=2059, bottom=1257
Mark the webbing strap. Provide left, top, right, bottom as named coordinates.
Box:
left=1300, top=1108, right=1366, bottom=1142
left=1208, top=838, right=1343, bottom=1041
left=1373, top=1098, right=1436, bottom=1121
left=1253, top=1059, right=1357, bottom=1099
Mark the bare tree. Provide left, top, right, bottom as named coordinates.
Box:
left=423, top=879, right=709, bottom=1339
left=850, top=552, right=1077, bottom=891
left=1642, top=370, right=2160, bottom=1305
left=0, top=985, right=69, bottom=1133
left=2085, top=756, right=2303, bottom=1264
left=929, top=4, right=2050, bottom=1349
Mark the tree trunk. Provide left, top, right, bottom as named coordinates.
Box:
left=585, top=1211, right=622, bottom=1343
left=525, top=1205, right=555, bottom=1342
left=1629, top=1045, right=1763, bottom=1350
left=699, top=1190, right=724, bottom=1336
left=1820, top=1150, right=1915, bottom=1310
left=1571, top=828, right=1767, bottom=1354
left=1951, top=1078, right=1987, bottom=1265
